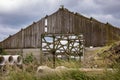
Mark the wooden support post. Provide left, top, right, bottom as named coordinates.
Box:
left=52, top=50, right=56, bottom=68
left=52, top=36, right=56, bottom=68
left=79, top=40, right=81, bottom=62
left=40, top=34, right=43, bottom=65
left=67, top=38, right=70, bottom=62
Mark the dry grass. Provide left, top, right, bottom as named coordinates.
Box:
left=0, top=61, right=120, bottom=80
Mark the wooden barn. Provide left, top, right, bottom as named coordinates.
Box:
left=0, top=7, right=120, bottom=56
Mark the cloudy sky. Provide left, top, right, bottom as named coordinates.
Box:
left=0, top=0, right=120, bottom=41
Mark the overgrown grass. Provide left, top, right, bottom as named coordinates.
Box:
left=54, top=59, right=81, bottom=68
left=0, top=60, right=119, bottom=79
left=0, top=67, right=97, bottom=80
left=0, top=62, right=120, bottom=80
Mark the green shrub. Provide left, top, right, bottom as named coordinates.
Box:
left=0, top=47, right=7, bottom=55
left=23, top=53, right=35, bottom=64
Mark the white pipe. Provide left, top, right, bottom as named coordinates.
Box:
left=3, top=55, right=14, bottom=65
left=12, top=55, right=22, bottom=65
left=0, top=55, right=5, bottom=66
left=0, top=55, right=14, bottom=65
left=0, top=55, right=23, bottom=66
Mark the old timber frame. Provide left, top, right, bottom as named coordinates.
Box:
left=41, top=33, right=84, bottom=67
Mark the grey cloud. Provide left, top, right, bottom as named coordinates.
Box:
left=0, top=14, right=36, bottom=27
left=60, top=0, right=102, bottom=16
left=0, top=1, right=58, bottom=28
left=59, top=0, right=80, bottom=8
left=0, top=25, right=20, bottom=41
left=93, top=0, right=120, bottom=19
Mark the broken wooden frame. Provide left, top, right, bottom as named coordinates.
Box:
left=41, top=33, right=85, bottom=68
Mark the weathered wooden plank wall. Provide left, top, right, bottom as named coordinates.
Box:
left=0, top=7, right=120, bottom=49
left=23, top=18, right=45, bottom=48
